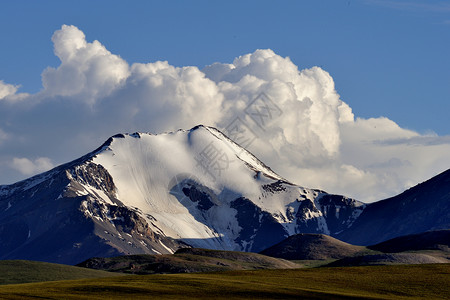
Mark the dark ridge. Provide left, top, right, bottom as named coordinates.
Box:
left=368, top=230, right=450, bottom=253
left=336, top=168, right=450, bottom=245
left=182, top=186, right=214, bottom=210
left=91, top=137, right=114, bottom=155
left=190, top=124, right=205, bottom=131
left=325, top=253, right=447, bottom=267
left=231, top=197, right=288, bottom=252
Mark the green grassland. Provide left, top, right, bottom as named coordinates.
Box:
left=0, top=260, right=122, bottom=285
left=0, top=264, right=448, bottom=299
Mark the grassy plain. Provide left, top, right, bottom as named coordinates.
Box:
left=0, top=260, right=121, bottom=285
left=0, top=264, right=448, bottom=299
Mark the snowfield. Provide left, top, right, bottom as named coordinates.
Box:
left=91, top=125, right=364, bottom=251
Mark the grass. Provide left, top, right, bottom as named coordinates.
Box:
left=0, top=260, right=122, bottom=285
left=290, top=259, right=336, bottom=268
left=0, top=264, right=448, bottom=299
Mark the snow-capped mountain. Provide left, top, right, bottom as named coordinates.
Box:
left=0, top=125, right=365, bottom=264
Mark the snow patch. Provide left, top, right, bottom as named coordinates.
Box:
left=159, top=240, right=175, bottom=254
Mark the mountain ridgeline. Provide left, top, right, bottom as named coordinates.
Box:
left=0, top=125, right=448, bottom=264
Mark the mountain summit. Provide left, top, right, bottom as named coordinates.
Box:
left=0, top=125, right=365, bottom=264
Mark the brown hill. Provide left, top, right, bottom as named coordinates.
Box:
left=77, top=248, right=299, bottom=274
left=259, top=233, right=365, bottom=260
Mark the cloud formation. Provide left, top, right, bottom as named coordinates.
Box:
left=11, top=157, right=54, bottom=176
left=0, top=80, right=19, bottom=100
left=1, top=25, right=449, bottom=202
left=41, top=25, right=130, bottom=103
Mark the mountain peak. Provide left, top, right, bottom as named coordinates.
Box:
left=4, top=125, right=446, bottom=265
left=0, top=125, right=365, bottom=263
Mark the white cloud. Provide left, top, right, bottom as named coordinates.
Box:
left=113, top=60, right=224, bottom=132
left=11, top=157, right=54, bottom=176
left=41, top=25, right=130, bottom=104
left=0, top=80, right=18, bottom=99
left=0, top=25, right=450, bottom=203
left=0, top=80, right=29, bottom=102
left=206, top=50, right=353, bottom=161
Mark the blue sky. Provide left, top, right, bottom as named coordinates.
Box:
left=0, top=0, right=450, bottom=201
left=1, top=0, right=449, bottom=134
